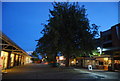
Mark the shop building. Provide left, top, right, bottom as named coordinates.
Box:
left=56, top=56, right=66, bottom=66
left=0, top=32, right=32, bottom=70
left=72, top=24, right=120, bottom=71
left=99, top=23, right=120, bottom=71
left=55, top=23, right=120, bottom=71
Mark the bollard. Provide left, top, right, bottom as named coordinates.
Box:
left=88, top=64, right=92, bottom=71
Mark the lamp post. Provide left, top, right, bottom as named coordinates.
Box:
left=97, top=47, right=102, bottom=55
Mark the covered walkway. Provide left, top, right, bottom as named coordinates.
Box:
left=0, top=32, right=31, bottom=70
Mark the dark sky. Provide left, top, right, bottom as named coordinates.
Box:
left=2, top=2, right=118, bottom=52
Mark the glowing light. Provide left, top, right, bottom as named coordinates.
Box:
left=1, top=51, right=8, bottom=69
left=104, top=58, right=108, bottom=61
left=97, top=47, right=102, bottom=54
left=97, top=47, right=100, bottom=49
left=76, top=61, right=78, bottom=63
left=10, top=54, right=14, bottom=67
left=71, top=61, right=74, bottom=64
left=44, top=62, right=48, bottom=64
left=59, top=56, right=64, bottom=60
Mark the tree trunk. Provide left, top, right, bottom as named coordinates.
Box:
left=65, top=55, right=70, bottom=67
left=53, top=53, right=57, bottom=62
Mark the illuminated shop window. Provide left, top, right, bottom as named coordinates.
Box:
left=19, top=55, right=21, bottom=63
left=1, top=51, right=8, bottom=69
left=10, top=54, right=14, bottom=67
left=16, top=55, right=18, bottom=61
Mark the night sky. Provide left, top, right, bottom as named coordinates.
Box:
left=2, top=2, right=118, bottom=52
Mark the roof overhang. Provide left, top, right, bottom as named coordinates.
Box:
left=0, top=31, right=30, bottom=57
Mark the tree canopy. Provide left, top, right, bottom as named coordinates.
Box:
left=36, top=2, right=99, bottom=66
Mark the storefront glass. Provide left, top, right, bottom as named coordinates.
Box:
left=0, top=51, right=8, bottom=69
left=10, top=54, right=14, bottom=67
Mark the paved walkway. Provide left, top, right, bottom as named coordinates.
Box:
left=2, top=63, right=93, bottom=79
left=1, top=63, right=120, bottom=80
left=73, top=68, right=119, bottom=79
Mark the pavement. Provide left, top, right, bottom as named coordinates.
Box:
left=1, top=63, right=120, bottom=81
left=73, top=68, right=119, bottom=79
left=0, top=70, right=2, bottom=81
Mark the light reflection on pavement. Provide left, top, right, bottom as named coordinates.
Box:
left=73, top=68, right=119, bottom=79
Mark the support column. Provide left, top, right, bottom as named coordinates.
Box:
left=7, top=51, right=11, bottom=69
left=24, top=56, right=26, bottom=64
left=110, top=53, right=115, bottom=71
left=19, top=55, right=22, bottom=65
left=108, top=53, right=114, bottom=71
left=17, top=55, right=20, bottom=66
left=0, top=51, right=1, bottom=56
left=13, top=54, right=16, bottom=66
left=22, top=56, right=24, bottom=65
left=83, top=58, right=85, bottom=68
left=21, top=56, right=23, bottom=65
left=21, top=56, right=24, bottom=65
left=15, top=54, right=19, bottom=66
left=81, top=60, right=83, bottom=68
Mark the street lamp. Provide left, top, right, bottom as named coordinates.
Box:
left=97, top=47, right=102, bottom=54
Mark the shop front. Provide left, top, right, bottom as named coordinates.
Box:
left=10, top=54, right=14, bottom=67
left=56, top=56, right=66, bottom=66
left=108, top=56, right=120, bottom=71
left=0, top=32, right=32, bottom=70
left=69, top=58, right=77, bottom=66
left=95, top=57, right=111, bottom=70
left=0, top=51, right=8, bottom=69
left=0, top=51, right=31, bottom=70
left=82, top=58, right=99, bottom=69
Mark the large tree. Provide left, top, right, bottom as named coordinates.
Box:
left=36, top=2, right=99, bottom=66
left=36, top=24, right=58, bottom=62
